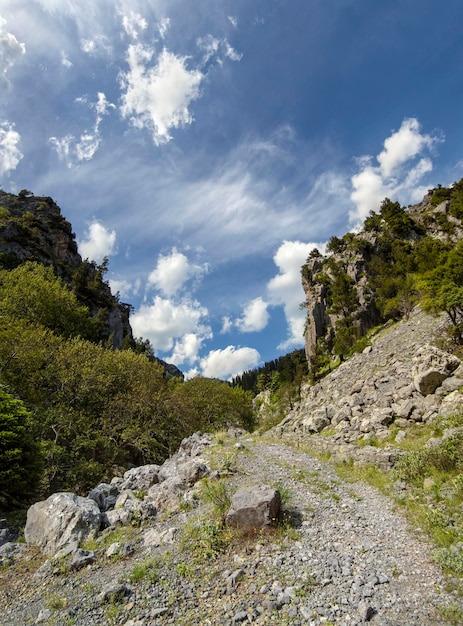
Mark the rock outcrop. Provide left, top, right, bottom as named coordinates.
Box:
left=301, top=192, right=463, bottom=365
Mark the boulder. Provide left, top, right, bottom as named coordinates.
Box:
left=303, top=409, right=331, bottom=433
left=147, top=478, right=186, bottom=513
left=225, top=485, right=281, bottom=529
left=88, top=483, right=118, bottom=512
left=25, top=492, right=100, bottom=556
left=102, top=490, right=156, bottom=528
left=177, top=460, right=210, bottom=485
left=118, top=464, right=160, bottom=492
left=412, top=344, right=460, bottom=395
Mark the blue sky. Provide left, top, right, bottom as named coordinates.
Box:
left=1, top=1, right=463, bottom=379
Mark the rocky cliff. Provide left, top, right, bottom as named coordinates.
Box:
left=0, top=190, right=132, bottom=348
left=301, top=188, right=463, bottom=365
left=0, top=190, right=183, bottom=377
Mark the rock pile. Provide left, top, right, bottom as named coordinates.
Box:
left=23, top=432, right=213, bottom=559
left=277, top=308, right=463, bottom=467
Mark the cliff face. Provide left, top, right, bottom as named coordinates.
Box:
left=301, top=189, right=463, bottom=365
left=0, top=190, right=132, bottom=348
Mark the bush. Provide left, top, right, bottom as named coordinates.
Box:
left=0, top=389, right=43, bottom=509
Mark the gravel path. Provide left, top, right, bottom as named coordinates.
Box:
left=1, top=436, right=461, bottom=625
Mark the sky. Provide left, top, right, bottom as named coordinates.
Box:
left=1, top=1, right=463, bottom=380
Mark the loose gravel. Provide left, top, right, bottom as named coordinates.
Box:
left=1, top=437, right=462, bottom=625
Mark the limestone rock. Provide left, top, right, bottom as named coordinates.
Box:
left=225, top=485, right=281, bottom=529
left=412, top=344, right=460, bottom=395
left=88, top=483, right=118, bottom=512
left=24, top=492, right=100, bottom=556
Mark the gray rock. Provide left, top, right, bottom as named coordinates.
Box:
left=25, top=492, right=100, bottom=556
left=96, top=582, right=131, bottom=605
left=412, top=344, right=460, bottom=395
left=88, top=483, right=119, bottom=512
left=70, top=548, right=97, bottom=570
left=225, top=485, right=281, bottom=529
left=119, top=464, right=160, bottom=492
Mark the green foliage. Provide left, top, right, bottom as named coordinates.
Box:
left=449, top=178, right=463, bottom=220
left=128, top=558, right=159, bottom=583
left=420, top=241, right=463, bottom=341
left=393, top=432, right=463, bottom=484
left=0, top=262, right=96, bottom=340
left=167, top=377, right=254, bottom=433
left=379, top=198, right=420, bottom=237
left=232, top=349, right=307, bottom=395
left=200, top=478, right=231, bottom=518
left=0, top=388, right=43, bottom=508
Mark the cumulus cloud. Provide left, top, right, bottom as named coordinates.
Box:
left=235, top=297, right=269, bottom=333
left=169, top=332, right=206, bottom=367
left=79, top=221, right=117, bottom=262
left=147, top=248, right=209, bottom=297
left=268, top=240, right=324, bottom=350
left=50, top=92, right=115, bottom=166
left=0, top=16, right=26, bottom=87
left=199, top=345, right=260, bottom=380
left=120, top=45, right=203, bottom=145
left=0, top=121, right=23, bottom=176
left=350, top=118, right=441, bottom=223
left=131, top=295, right=211, bottom=354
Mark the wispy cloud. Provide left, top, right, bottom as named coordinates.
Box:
left=50, top=92, right=115, bottom=166
left=0, top=15, right=26, bottom=88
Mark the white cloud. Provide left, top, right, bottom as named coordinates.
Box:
left=235, top=297, right=269, bottom=333
left=377, top=118, right=436, bottom=178
left=121, top=11, right=148, bottom=39
left=227, top=16, right=238, bottom=28
left=199, top=345, right=260, bottom=380
left=120, top=45, right=203, bottom=145
left=0, top=16, right=26, bottom=87
left=109, top=277, right=141, bottom=300
left=50, top=92, right=115, bottom=166
left=268, top=240, right=324, bottom=350
left=131, top=295, right=211, bottom=354
left=80, top=35, right=111, bottom=57
left=169, top=332, right=205, bottom=367
left=220, top=316, right=232, bottom=334
left=158, top=18, right=170, bottom=40
left=60, top=50, right=72, bottom=68
left=197, top=35, right=242, bottom=65
left=0, top=121, right=23, bottom=176
left=79, top=221, right=117, bottom=262
left=147, top=248, right=209, bottom=297
left=350, top=118, right=441, bottom=223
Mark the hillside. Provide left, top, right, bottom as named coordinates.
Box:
left=301, top=182, right=463, bottom=369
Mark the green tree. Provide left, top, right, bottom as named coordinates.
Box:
left=0, top=262, right=96, bottom=340
left=420, top=241, right=463, bottom=342
left=0, top=389, right=43, bottom=509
